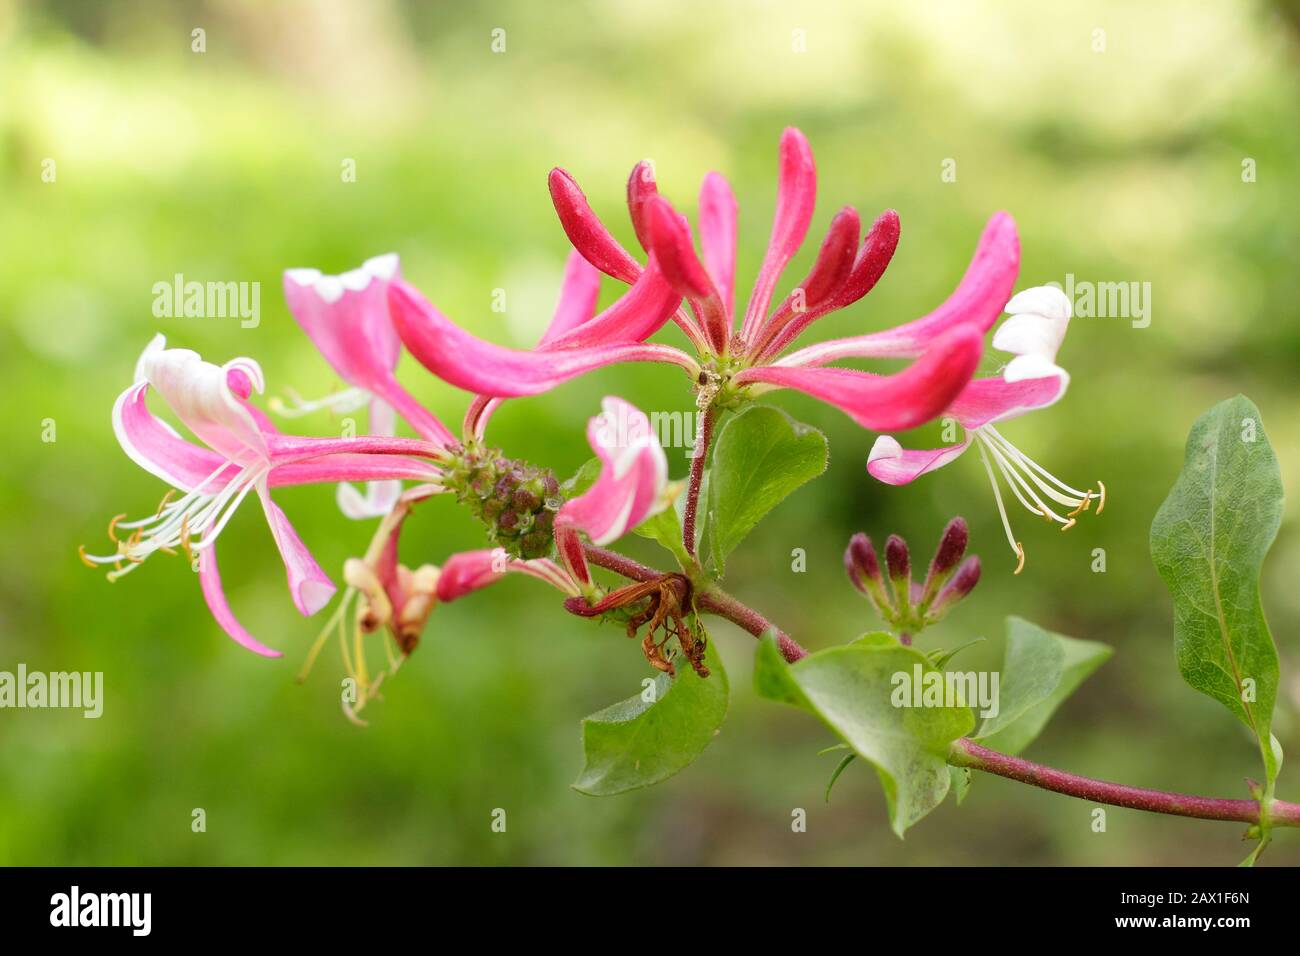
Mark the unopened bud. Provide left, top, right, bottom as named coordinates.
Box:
left=920, top=517, right=969, bottom=610
left=845, top=532, right=893, bottom=617
left=884, top=534, right=912, bottom=613
left=926, top=556, right=981, bottom=623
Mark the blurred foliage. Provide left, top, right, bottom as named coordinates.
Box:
left=1, top=0, right=1299, bottom=865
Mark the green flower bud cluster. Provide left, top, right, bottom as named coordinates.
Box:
left=442, top=444, right=563, bottom=560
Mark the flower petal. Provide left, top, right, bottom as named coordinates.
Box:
left=947, top=373, right=1067, bottom=428
left=256, top=484, right=336, bottom=616
left=753, top=205, right=860, bottom=353
left=866, top=433, right=973, bottom=485
left=388, top=279, right=700, bottom=397
left=539, top=253, right=682, bottom=351
left=698, top=171, right=738, bottom=319
left=626, top=159, right=659, bottom=253
left=556, top=397, right=670, bottom=545
left=197, top=544, right=283, bottom=658
left=137, top=336, right=269, bottom=465
left=739, top=127, right=818, bottom=341
left=646, top=195, right=728, bottom=352
left=774, top=212, right=1019, bottom=366
left=736, top=324, right=984, bottom=432
left=283, top=253, right=402, bottom=390
left=537, top=251, right=603, bottom=346
left=112, top=381, right=231, bottom=492
left=549, top=167, right=641, bottom=283
left=755, top=208, right=900, bottom=363
left=435, top=549, right=506, bottom=601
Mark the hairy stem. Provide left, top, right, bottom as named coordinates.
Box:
left=682, top=405, right=715, bottom=557
left=950, top=737, right=1300, bottom=827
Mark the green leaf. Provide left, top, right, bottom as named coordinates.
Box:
left=975, top=617, right=1112, bottom=755
left=824, top=752, right=856, bottom=803
left=633, top=497, right=693, bottom=568
left=706, top=405, right=828, bottom=573
left=573, top=642, right=729, bottom=796
left=949, top=765, right=972, bottom=805
left=754, top=633, right=974, bottom=837
left=561, top=456, right=602, bottom=497
left=1149, top=396, right=1283, bottom=800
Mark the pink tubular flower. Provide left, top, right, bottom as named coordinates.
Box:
left=386, top=127, right=1018, bottom=449
left=282, top=253, right=456, bottom=518
left=866, top=286, right=1105, bottom=573
left=83, top=335, right=448, bottom=657
left=552, top=397, right=672, bottom=590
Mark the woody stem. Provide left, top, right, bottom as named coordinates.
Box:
left=949, top=738, right=1300, bottom=828
left=681, top=405, right=715, bottom=558
left=581, top=543, right=1294, bottom=828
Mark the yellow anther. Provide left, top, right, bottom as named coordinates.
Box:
left=77, top=545, right=98, bottom=569
left=1060, top=517, right=1077, bottom=532
left=1013, top=542, right=1026, bottom=575
left=106, top=513, right=128, bottom=543
left=153, top=489, right=176, bottom=518
left=1068, top=494, right=1091, bottom=517
left=1038, top=504, right=1054, bottom=522
left=1095, top=480, right=1106, bottom=515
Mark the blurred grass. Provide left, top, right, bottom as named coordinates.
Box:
left=1, top=0, right=1299, bottom=864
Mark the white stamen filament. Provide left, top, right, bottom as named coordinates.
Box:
left=268, top=386, right=369, bottom=419
left=971, top=425, right=1103, bottom=573
left=983, top=425, right=1094, bottom=501
left=976, top=440, right=1020, bottom=556
left=979, top=434, right=1070, bottom=525
left=85, top=462, right=270, bottom=578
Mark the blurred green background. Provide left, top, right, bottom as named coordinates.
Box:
left=2, top=0, right=1299, bottom=865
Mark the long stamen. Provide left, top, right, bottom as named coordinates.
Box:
left=976, top=440, right=1023, bottom=572
left=984, top=425, right=1097, bottom=501
left=981, top=428, right=1086, bottom=509
left=268, top=385, right=370, bottom=418
left=980, top=435, right=1070, bottom=526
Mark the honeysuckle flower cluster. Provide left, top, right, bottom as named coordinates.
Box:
left=85, top=126, right=1102, bottom=719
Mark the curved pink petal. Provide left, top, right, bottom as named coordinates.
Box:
left=626, top=160, right=659, bottom=253
left=113, top=382, right=232, bottom=491
left=699, top=171, right=738, bottom=319
left=736, top=325, right=984, bottom=432
left=549, top=167, right=641, bottom=284
left=776, top=212, right=1019, bottom=366
left=256, top=485, right=336, bottom=616
left=756, top=208, right=901, bottom=363
left=557, top=397, right=669, bottom=545
left=268, top=454, right=440, bottom=487
left=947, top=373, right=1066, bottom=429
left=436, top=549, right=506, bottom=601
left=753, top=205, right=859, bottom=351
left=198, top=545, right=283, bottom=658
left=646, top=196, right=728, bottom=352
left=538, top=251, right=603, bottom=346
left=539, top=254, right=682, bottom=350
left=263, top=432, right=445, bottom=465
left=389, top=279, right=700, bottom=397
left=739, top=127, right=818, bottom=341
left=866, top=435, right=973, bottom=485
left=282, top=254, right=402, bottom=389
left=138, top=337, right=268, bottom=466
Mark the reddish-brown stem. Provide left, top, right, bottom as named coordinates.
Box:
left=682, top=405, right=715, bottom=557
left=583, top=544, right=659, bottom=582
left=582, top=543, right=1296, bottom=831
left=693, top=588, right=807, bottom=662
left=951, top=738, right=1300, bottom=828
